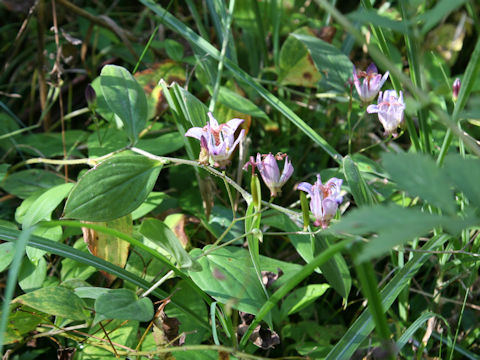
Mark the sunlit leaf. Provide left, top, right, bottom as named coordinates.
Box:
left=64, top=155, right=162, bottom=221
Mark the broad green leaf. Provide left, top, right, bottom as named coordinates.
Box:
left=90, top=77, right=115, bottom=123
left=165, top=280, right=208, bottom=344
left=218, top=86, right=268, bottom=119
left=94, top=288, right=153, bottom=323
left=444, top=155, right=480, bottom=208
left=0, top=164, right=9, bottom=183
left=164, top=39, right=184, bottom=61
left=61, top=238, right=97, bottom=281
left=292, top=33, right=354, bottom=91
left=1, top=169, right=64, bottom=199
left=136, top=132, right=184, bottom=156
left=343, top=156, right=376, bottom=206
left=281, top=284, right=330, bottom=316
left=83, top=215, right=132, bottom=283
left=239, top=239, right=351, bottom=346
left=188, top=246, right=268, bottom=315
left=74, top=287, right=111, bottom=300
left=382, top=152, right=456, bottom=214
left=0, top=243, right=14, bottom=272
left=15, top=190, right=44, bottom=224
left=326, top=235, right=449, bottom=360
left=131, top=191, right=166, bottom=220
left=19, top=131, right=86, bottom=158
left=313, top=234, right=351, bottom=300
left=26, top=225, right=62, bottom=264
left=278, top=28, right=322, bottom=87
left=140, top=218, right=201, bottom=271
left=13, top=286, right=90, bottom=321
left=100, top=65, right=148, bottom=144
left=87, top=128, right=129, bottom=158
left=1, top=304, right=43, bottom=345
left=332, top=204, right=470, bottom=263
left=64, top=155, right=162, bottom=221
left=18, top=257, right=47, bottom=292
left=22, top=183, right=73, bottom=228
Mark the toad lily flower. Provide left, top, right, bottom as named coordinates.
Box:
left=367, top=90, right=405, bottom=137
left=185, top=112, right=245, bottom=168
left=297, top=175, right=343, bottom=228
left=353, top=63, right=389, bottom=103
left=244, top=153, right=294, bottom=197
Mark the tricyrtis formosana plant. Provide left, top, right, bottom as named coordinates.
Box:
left=1, top=1, right=480, bottom=359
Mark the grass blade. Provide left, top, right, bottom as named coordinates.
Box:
left=0, top=228, right=32, bottom=355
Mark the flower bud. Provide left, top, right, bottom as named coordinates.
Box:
left=299, top=190, right=310, bottom=230
left=452, top=78, right=461, bottom=102
left=251, top=174, right=262, bottom=211
left=85, top=84, right=96, bottom=110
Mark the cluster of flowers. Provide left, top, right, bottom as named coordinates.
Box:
left=354, top=64, right=461, bottom=137
left=353, top=63, right=404, bottom=137
left=183, top=66, right=460, bottom=227
left=186, top=113, right=343, bottom=228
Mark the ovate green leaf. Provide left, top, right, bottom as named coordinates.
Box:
left=23, top=183, right=73, bottom=228
left=188, top=246, right=269, bottom=315
left=100, top=65, right=148, bottom=144
left=292, top=33, right=354, bottom=91
left=13, top=286, right=90, bottom=321
left=94, top=288, right=153, bottom=323
left=64, top=155, right=162, bottom=221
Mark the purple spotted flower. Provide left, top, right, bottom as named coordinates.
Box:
left=367, top=90, right=405, bottom=137
left=185, top=112, right=245, bottom=168
left=297, top=175, right=343, bottom=229
left=353, top=63, right=389, bottom=103
left=244, top=153, right=294, bottom=197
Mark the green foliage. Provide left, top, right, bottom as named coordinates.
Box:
left=1, top=0, right=480, bottom=358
